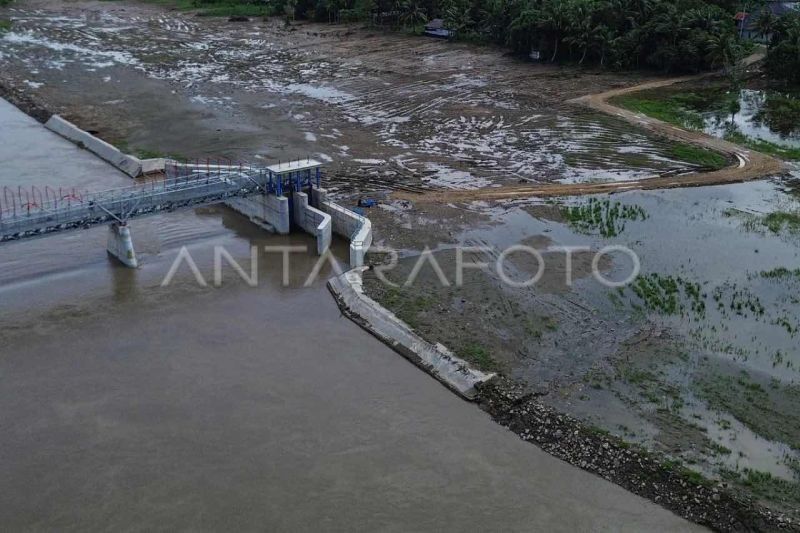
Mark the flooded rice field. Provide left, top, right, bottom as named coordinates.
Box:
left=364, top=175, right=800, bottom=512
left=0, top=0, right=708, bottom=191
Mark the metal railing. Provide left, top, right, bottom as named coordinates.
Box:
left=0, top=162, right=270, bottom=243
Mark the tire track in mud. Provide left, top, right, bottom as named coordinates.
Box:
left=399, top=52, right=789, bottom=204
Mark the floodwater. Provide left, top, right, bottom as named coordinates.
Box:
left=0, top=1, right=703, bottom=190
left=459, top=178, right=800, bottom=482
left=0, top=103, right=702, bottom=528
left=700, top=89, right=800, bottom=147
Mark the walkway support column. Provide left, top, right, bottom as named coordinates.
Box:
left=107, top=223, right=138, bottom=268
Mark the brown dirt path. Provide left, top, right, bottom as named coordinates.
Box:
left=397, top=53, right=787, bottom=204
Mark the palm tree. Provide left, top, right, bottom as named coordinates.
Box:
left=754, top=8, right=777, bottom=45
left=400, top=0, right=427, bottom=28
left=508, top=4, right=540, bottom=53
left=444, top=1, right=474, bottom=34
left=539, top=0, right=571, bottom=62
left=595, top=24, right=615, bottom=67
left=706, top=32, right=744, bottom=86
left=564, top=2, right=597, bottom=65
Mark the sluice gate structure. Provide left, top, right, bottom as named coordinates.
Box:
left=0, top=159, right=371, bottom=268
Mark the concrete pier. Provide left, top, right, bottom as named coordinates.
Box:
left=106, top=223, right=138, bottom=268
left=225, top=194, right=291, bottom=235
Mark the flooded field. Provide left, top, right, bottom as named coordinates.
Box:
left=364, top=175, right=800, bottom=513
left=0, top=0, right=717, bottom=191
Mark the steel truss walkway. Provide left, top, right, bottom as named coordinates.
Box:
left=0, top=160, right=320, bottom=243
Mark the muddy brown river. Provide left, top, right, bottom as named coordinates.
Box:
left=0, top=94, right=701, bottom=529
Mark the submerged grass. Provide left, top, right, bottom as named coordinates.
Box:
left=626, top=273, right=706, bottom=317
left=692, top=373, right=800, bottom=450
left=562, top=198, right=648, bottom=237
left=725, top=208, right=800, bottom=236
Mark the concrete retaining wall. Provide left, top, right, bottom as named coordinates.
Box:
left=292, top=191, right=332, bottom=255
left=328, top=268, right=495, bottom=400
left=311, top=188, right=373, bottom=267
left=226, top=194, right=290, bottom=234
left=45, top=115, right=142, bottom=177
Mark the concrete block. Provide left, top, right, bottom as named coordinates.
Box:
left=45, top=115, right=142, bottom=177
left=107, top=223, right=138, bottom=268
left=140, top=158, right=167, bottom=174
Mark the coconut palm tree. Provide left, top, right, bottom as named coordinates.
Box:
left=539, top=0, right=572, bottom=62
left=400, top=0, right=427, bottom=28
left=754, top=7, right=777, bottom=45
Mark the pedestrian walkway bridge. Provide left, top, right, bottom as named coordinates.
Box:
left=0, top=159, right=372, bottom=268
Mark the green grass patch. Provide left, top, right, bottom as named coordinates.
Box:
left=723, top=130, right=800, bottom=161
left=381, top=286, right=433, bottom=330
left=611, top=94, right=705, bottom=130
left=457, top=342, right=498, bottom=372
left=134, top=148, right=187, bottom=160
left=721, top=468, right=800, bottom=508
left=668, top=143, right=728, bottom=170
left=0, top=18, right=11, bottom=32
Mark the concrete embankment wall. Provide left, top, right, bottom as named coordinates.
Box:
left=45, top=115, right=143, bottom=177
left=328, top=268, right=495, bottom=400
left=226, top=194, right=291, bottom=234
left=312, top=188, right=373, bottom=267
left=44, top=115, right=167, bottom=177
left=292, top=192, right=332, bottom=255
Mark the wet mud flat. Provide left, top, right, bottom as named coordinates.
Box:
left=0, top=0, right=714, bottom=193
left=363, top=176, right=800, bottom=525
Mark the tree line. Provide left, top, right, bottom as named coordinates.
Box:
left=270, top=0, right=749, bottom=73
left=754, top=6, right=800, bottom=84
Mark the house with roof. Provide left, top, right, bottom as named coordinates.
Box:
left=735, top=1, right=800, bottom=41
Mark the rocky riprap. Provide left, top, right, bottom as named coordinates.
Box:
left=477, top=377, right=799, bottom=532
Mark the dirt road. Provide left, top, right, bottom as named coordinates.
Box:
left=400, top=54, right=788, bottom=204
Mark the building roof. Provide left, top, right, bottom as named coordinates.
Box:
left=425, top=18, right=445, bottom=30
left=266, top=159, right=324, bottom=175
left=736, top=2, right=800, bottom=30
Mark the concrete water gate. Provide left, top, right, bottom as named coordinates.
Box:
left=0, top=158, right=372, bottom=269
